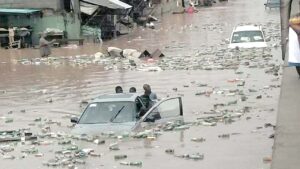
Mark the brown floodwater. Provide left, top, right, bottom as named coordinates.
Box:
left=0, top=0, right=281, bottom=168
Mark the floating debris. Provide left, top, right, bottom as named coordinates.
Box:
left=175, top=153, right=204, bottom=160
left=93, top=139, right=105, bottom=145
left=241, top=96, right=248, bottom=101
left=263, top=157, right=272, bottom=163
left=120, top=161, right=142, bottom=166
left=58, top=139, right=72, bottom=145
left=174, top=125, right=190, bottom=130
left=0, top=145, right=14, bottom=152
left=191, top=137, right=206, bottom=142
left=114, top=155, right=128, bottom=160
left=21, top=147, right=39, bottom=154
left=5, top=118, right=13, bottom=123
left=197, top=83, right=208, bottom=87
left=218, top=134, right=230, bottom=139
left=35, top=153, right=44, bottom=157
left=109, top=143, right=120, bottom=151
left=165, top=149, right=175, bottom=154
left=227, top=100, right=238, bottom=106
left=3, top=155, right=15, bottom=160
left=248, top=89, right=258, bottom=93
left=89, top=152, right=101, bottom=157
left=34, top=117, right=42, bottom=122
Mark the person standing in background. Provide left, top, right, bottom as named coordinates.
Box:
left=39, top=33, right=55, bottom=57
left=8, top=26, right=14, bottom=48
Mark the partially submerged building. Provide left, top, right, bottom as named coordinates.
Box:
left=80, top=0, right=132, bottom=40
left=0, top=0, right=81, bottom=46
left=0, top=0, right=179, bottom=47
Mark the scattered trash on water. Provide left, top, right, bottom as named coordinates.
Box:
left=191, top=137, right=206, bottom=142
left=0, top=21, right=282, bottom=168
left=93, top=139, right=105, bottom=145
left=165, top=149, right=175, bottom=154
left=114, top=154, right=128, bottom=160
left=263, top=157, right=272, bottom=163
left=3, top=155, right=16, bottom=160
left=218, top=134, right=230, bottom=139
left=120, top=161, right=142, bottom=167
left=5, top=118, right=13, bottom=123
left=175, top=153, right=204, bottom=160
left=109, top=143, right=120, bottom=151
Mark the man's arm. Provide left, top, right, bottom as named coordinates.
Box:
left=152, top=93, right=158, bottom=100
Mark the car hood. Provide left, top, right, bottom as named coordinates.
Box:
left=71, top=122, right=136, bottom=135
left=228, top=42, right=267, bottom=48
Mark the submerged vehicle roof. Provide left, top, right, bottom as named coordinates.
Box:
left=93, top=93, right=140, bottom=102
left=234, top=25, right=262, bottom=32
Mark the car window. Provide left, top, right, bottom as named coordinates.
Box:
left=231, top=30, right=264, bottom=43
left=79, top=101, right=136, bottom=124
left=147, top=98, right=181, bottom=119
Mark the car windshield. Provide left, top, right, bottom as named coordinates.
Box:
left=231, top=30, right=264, bottom=43
left=79, top=101, right=136, bottom=124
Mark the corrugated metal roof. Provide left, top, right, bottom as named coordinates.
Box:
left=82, top=0, right=132, bottom=9
left=0, top=8, right=40, bottom=14
left=80, top=1, right=98, bottom=15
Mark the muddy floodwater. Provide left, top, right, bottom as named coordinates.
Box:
left=0, top=0, right=282, bottom=169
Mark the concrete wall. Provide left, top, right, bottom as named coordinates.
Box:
left=291, top=0, right=299, bottom=16
left=145, top=0, right=179, bottom=16
left=6, top=13, right=81, bottom=45
left=0, top=0, right=63, bottom=10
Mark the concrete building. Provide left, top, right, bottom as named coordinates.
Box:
left=0, top=0, right=81, bottom=46
left=0, top=0, right=66, bottom=10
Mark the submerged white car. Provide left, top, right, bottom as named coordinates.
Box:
left=228, top=25, right=267, bottom=49
left=71, top=93, right=183, bottom=135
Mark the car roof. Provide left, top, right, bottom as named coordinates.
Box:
left=234, top=25, right=262, bottom=32
left=93, top=93, right=140, bottom=102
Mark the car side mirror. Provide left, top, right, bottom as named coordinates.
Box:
left=70, top=117, right=79, bottom=124
left=144, top=116, right=155, bottom=123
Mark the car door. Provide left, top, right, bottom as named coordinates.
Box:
left=132, top=97, right=183, bottom=131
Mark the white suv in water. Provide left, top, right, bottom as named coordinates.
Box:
left=228, top=25, right=267, bottom=48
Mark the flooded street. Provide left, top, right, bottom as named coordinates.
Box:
left=0, top=0, right=282, bottom=169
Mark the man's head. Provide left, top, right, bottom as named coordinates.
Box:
left=129, top=87, right=136, bottom=93
left=143, top=84, right=151, bottom=93
left=143, top=84, right=151, bottom=95
left=115, top=86, right=123, bottom=93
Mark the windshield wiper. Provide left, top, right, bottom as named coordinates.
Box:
left=110, top=106, right=125, bottom=122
